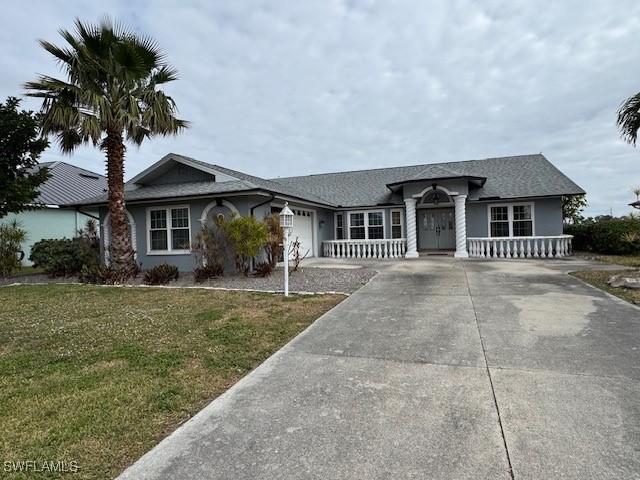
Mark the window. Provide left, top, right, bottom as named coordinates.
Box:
left=368, top=212, right=384, bottom=239
left=490, top=206, right=509, bottom=237
left=390, top=209, right=404, bottom=239
left=148, top=206, right=191, bottom=253
left=335, top=213, right=345, bottom=240
left=349, top=213, right=366, bottom=239
left=488, top=204, right=534, bottom=238
left=347, top=211, right=385, bottom=240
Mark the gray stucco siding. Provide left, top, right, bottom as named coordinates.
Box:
left=465, top=197, right=563, bottom=237
left=100, top=194, right=331, bottom=271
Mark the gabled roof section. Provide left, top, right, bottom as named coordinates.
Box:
left=71, top=153, right=335, bottom=207
left=31, top=161, right=107, bottom=206
left=127, top=153, right=220, bottom=185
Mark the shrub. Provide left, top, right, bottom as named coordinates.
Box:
left=30, top=220, right=100, bottom=276
left=79, top=264, right=121, bottom=285
left=143, top=264, right=179, bottom=285
left=254, top=261, right=274, bottom=277
left=222, top=216, right=268, bottom=275
left=0, top=220, right=27, bottom=277
left=192, top=223, right=228, bottom=274
left=566, top=216, right=640, bottom=255
left=193, top=263, right=224, bottom=283
left=263, top=213, right=283, bottom=269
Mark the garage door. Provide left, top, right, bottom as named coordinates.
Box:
left=290, top=209, right=314, bottom=258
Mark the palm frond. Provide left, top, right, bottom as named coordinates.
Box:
left=617, top=91, right=640, bottom=146
left=26, top=16, right=188, bottom=152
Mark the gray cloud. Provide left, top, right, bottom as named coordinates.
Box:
left=2, top=0, right=640, bottom=215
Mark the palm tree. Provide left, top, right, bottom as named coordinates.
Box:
left=25, top=18, right=187, bottom=278
left=617, top=91, right=640, bottom=146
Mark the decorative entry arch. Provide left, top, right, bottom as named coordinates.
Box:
left=413, top=184, right=459, bottom=206
left=102, top=211, right=137, bottom=263
left=200, top=199, right=240, bottom=225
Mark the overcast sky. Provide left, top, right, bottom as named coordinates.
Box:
left=2, top=0, right=640, bottom=216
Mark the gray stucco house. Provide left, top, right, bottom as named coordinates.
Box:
left=73, top=153, right=584, bottom=270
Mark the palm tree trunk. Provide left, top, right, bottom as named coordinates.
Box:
left=104, top=128, right=137, bottom=278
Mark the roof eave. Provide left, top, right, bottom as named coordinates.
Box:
left=385, top=175, right=487, bottom=191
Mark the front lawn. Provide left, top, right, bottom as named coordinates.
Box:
left=0, top=284, right=343, bottom=479
left=571, top=269, right=640, bottom=305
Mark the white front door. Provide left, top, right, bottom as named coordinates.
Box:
left=291, top=209, right=314, bottom=258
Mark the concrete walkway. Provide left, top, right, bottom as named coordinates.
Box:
left=119, top=258, right=640, bottom=480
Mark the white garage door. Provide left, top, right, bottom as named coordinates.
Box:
left=290, top=209, right=314, bottom=258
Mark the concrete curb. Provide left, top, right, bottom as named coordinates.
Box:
left=0, top=281, right=351, bottom=297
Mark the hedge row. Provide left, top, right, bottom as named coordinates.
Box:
left=565, top=217, right=640, bottom=255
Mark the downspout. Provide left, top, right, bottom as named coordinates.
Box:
left=249, top=194, right=276, bottom=271
left=250, top=194, right=276, bottom=217
left=76, top=208, right=100, bottom=221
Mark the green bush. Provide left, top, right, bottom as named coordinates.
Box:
left=143, top=264, right=179, bottom=285
left=29, top=220, right=100, bottom=276
left=222, top=216, right=268, bottom=275
left=30, top=237, right=98, bottom=276
left=566, top=216, right=640, bottom=255
left=0, top=220, right=27, bottom=277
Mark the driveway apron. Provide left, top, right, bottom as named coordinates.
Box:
left=119, top=258, right=640, bottom=480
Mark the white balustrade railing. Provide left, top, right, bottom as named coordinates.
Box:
left=467, top=235, right=573, bottom=259
left=322, top=239, right=406, bottom=259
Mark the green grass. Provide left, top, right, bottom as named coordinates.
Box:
left=571, top=269, right=640, bottom=305
left=0, top=284, right=343, bottom=479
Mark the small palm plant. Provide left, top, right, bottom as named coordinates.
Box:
left=633, top=187, right=640, bottom=202
left=25, top=18, right=187, bottom=278
left=618, top=91, right=640, bottom=146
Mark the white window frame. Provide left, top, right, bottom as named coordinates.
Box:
left=345, top=210, right=386, bottom=240
left=487, top=203, right=535, bottom=238
left=334, top=212, right=346, bottom=240
left=146, top=204, right=192, bottom=255
left=390, top=208, right=405, bottom=239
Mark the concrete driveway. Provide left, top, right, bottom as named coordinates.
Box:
left=119, top=258, right=640, bottom=480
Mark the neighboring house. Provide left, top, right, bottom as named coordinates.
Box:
left=1, top=161, right=107, bottom=265
left=70, top=153, right=584, bottom=271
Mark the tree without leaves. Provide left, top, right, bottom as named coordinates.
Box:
left=617, top=91, right=640, bottom=146
left=0, top=97, right=50, bottom=218
left=25, top=17, right=188, bottom=278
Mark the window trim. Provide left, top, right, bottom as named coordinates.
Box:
left=390, top=208, right=405, bottom=239
left=487, top=203, right=535, bottom=238
left=345, top=210, right=386, bottom=240
left=334, top=212, right=345, bottom=240
left=146, top=204, right=192, bottom=255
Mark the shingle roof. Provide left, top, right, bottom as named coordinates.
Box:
left=75, top=179, right=259, bottom=205
left=273, top=154, right=585, bottom=207
left=32, top=161, right=107, bottom=205
left=69, top=153, right=585, bottom=208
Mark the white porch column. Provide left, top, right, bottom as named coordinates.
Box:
left=404, top=198, right=419, bottom=258
left=453, top=194, right=469, bottom=258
